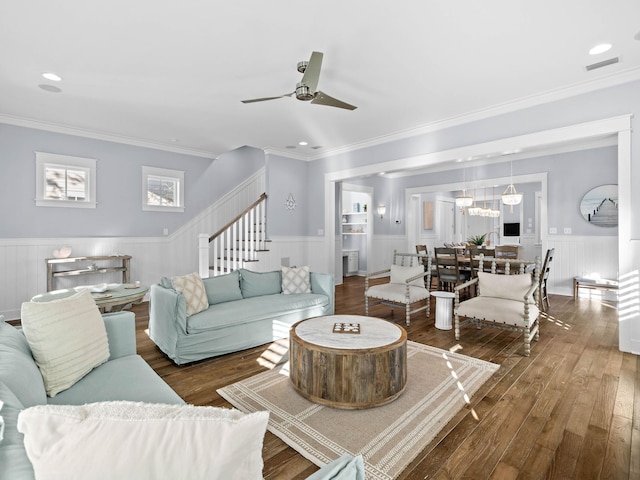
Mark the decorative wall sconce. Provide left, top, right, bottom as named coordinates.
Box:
left=377, top=204, right=386, bottom=219
left=284, top=193, right=296, bottom=212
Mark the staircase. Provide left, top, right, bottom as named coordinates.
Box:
left=198, top=193, right=269, bottom=277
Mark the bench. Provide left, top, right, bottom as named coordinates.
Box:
left=573, top=276, right=618, bottom=300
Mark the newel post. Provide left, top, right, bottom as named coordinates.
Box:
left=198, top=233, right=210, bottom=279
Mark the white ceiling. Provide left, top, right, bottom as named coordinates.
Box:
left=1, top=1, right=639, bottom=160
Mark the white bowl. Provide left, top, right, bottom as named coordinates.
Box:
left=52, top=246, right=72, bottom=258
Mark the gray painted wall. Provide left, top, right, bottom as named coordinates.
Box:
left=0, top=124, right=265, bottom=238
left=322, top=146, right=616, bottom=239
left=265, top=153, right=309, bottom=236
left=304, top=80, right=637, bottom=238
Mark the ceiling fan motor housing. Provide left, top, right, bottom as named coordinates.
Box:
left=295, top=82, right=314, bottom=101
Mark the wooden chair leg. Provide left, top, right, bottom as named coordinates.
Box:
left=523, top=329, right=531, bottom=357
left=405, top=302, right=410, bottom=326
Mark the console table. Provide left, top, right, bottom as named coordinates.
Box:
left=33, top=284, right=148, bottom=313
left=289, top=315, right=407, bottom=409
left=46, top=255, right=131, bottom=292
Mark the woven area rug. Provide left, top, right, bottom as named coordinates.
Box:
left=218, top=341, right=499, bottom=480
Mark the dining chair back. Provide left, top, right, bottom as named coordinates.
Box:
left=539, top=248, right=555, bottom=311
left=434, top=247, right=469, bottom=291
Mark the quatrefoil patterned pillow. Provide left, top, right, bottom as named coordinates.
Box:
left=171, top=272, right=209, bottom=316
left=281, top=266, right=312, bottom=295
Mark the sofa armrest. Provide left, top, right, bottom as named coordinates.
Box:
left=310, top=272, right=335, bottom=315
left=102, top=312, right=136, bottom=360
left=148, top=284, right=188, bottom=361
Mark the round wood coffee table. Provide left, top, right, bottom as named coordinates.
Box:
left=289, top=315, right=407, bottom=409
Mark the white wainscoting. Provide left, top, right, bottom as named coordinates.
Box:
left=0, top=170, right=266, bottom=320
left=369, top=236, right=410, bottom=274
left=1, top=225, right=617, bottom=321
left=545, top=234, right=618, bottom=297
left=245, top=236, right=317, bottom=273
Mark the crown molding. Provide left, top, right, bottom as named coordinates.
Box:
left=262, top=147, right=312, bottom=161
left=313, top=67, right=640, bottom=162
left=2, top=67, right=639, bottom=163
left=0, top=114, right=217, bottom=159
left=384, top=135, right=618, bottom=179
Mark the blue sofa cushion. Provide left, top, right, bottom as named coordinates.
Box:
left=0, top=321, right=46, bottom=408
left=239, top=269, right=282, bottom=298
left=202, top=271, right=243, bottom=305
left=186, top=293, right=329, bottom=333
left=0, top=381, right=35, bottom=480
left=0, top=316, right=31, bottom=356
left=48, top=355, right=183, bottom=406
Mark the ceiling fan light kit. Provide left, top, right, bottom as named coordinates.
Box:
left=242, top=51, right=357, bottom=110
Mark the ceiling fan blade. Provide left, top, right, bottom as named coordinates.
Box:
left=241, top=93, right=294, bottom=104
left=311, top=91, right=357, bottom=110
left=301, top=51, right=323, bottom=92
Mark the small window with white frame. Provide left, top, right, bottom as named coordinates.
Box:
left=142, top=166, right=184, bottom=212
left=35, top=152, right=97, bottom=208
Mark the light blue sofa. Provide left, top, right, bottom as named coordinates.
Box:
left=0, top=312, right=183, bottom=480
left=149, top=269, right=335, bottom=365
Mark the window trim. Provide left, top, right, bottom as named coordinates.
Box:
left=142, top=166, right=185, bottom=212
left=35, top=152, right=97, bottom=209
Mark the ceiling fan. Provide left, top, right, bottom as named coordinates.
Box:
left=241, top=51, right=357, bottom=110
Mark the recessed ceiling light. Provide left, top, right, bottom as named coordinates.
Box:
left=42, top=72, right=62, bottom=81
left=298, top=141, right=308, bottom=146
left=38, top=84, right=62, bottom=93
left=589, top=43, right=612, bottom=55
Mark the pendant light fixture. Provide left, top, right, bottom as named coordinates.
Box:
left=468, top=188, right=481, bottom=216
left=455, top=168, right=473, bottom=210
left=501, top=160, right=522, bottom=212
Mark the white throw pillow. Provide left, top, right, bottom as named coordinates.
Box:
left=281, top=266, right=312, bottom=294
left=17, top=401, right=269, bottom=480
left=390, top=264, right=425, bottom=287
left=20, top=289, right=110, bottom=397
left=171, top=272, right=209, bottom=316
left=477, top=271, right=534, bottom=303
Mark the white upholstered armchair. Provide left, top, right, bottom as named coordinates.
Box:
left=454, top=265, right=540, bottom=356
left=364, top=251, right=431, bottom=326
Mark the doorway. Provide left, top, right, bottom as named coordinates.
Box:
left=339, top=184, right=373, bottom=281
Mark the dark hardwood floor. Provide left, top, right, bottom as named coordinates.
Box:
left=131, top=276, right=639, bottom=479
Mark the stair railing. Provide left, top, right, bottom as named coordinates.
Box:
left=199, top=193, right=267, bottom=278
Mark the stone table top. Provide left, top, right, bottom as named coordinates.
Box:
left=294, top=315, right=403, bottom=350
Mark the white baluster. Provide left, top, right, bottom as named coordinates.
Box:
left=198, top=234, right=210, bottom=278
